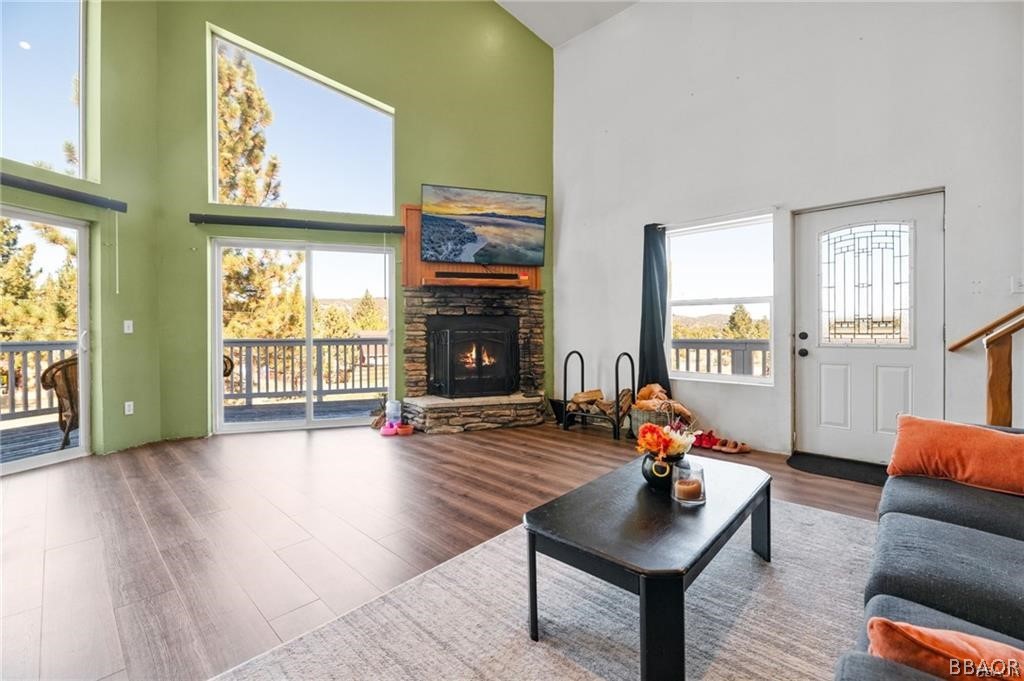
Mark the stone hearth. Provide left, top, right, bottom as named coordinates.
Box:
left=403, top=286, right=546, bottom=433
left=402, top=393, right=545, bottom=434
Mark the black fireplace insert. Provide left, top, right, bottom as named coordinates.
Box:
left=427, top=316, right=519, bottom=398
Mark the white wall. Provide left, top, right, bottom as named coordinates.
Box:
left=554, top=2, right=1024, bottom=452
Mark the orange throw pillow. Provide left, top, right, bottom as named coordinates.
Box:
left=868, top=617, right=1024, bottom=680
left=887, top=415, right=1024, bottom=496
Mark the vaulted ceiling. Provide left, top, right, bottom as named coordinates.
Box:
left=497, top=2, right=634, bottom=47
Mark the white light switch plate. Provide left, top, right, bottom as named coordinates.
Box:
left=1011, top=276, right=1024, bottom=295
left=123, top=320, right=134, bottom=334
left=124, top=401, right=134, bottom=416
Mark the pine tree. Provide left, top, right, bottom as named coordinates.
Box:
left=215, top=43, right=283, bottom=207
left=221, top=248, right=305, bottom=339
left=352, top=289, right=386, bottom=332
left=1, top=218, right=20, bottom=265
left=313, top=301, right=354, bottom=339
left=723, top=304, right=770, bottom=339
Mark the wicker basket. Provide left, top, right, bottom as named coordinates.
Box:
left=629, top=403, right=674, bottom=431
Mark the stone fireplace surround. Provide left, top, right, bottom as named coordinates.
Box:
left=402, top=286, right=546, bottom=433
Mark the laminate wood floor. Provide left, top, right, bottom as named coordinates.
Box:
left=1, top=423, right=881, bottom=680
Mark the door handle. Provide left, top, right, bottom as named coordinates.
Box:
left=79, top=330, right=89, bottom=354
left=798, top=348, right=809, bottom=357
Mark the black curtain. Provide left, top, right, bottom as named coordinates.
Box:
left=637, top=223, right=672, bottom=395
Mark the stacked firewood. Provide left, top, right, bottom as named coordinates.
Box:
left=564, top=388, right=633, bottom=423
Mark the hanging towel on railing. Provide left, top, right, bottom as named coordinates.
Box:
left=637, top=223, right=672, bottom=396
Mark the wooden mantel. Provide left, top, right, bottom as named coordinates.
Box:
left=400, top=204, right=541, bottom=290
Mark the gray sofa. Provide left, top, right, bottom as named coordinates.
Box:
left=834, top=427, right=1024, bottom=680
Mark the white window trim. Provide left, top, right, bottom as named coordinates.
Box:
left=665, top=215, right=775, bottom=387
left=205, top=24, right=396, bottom=216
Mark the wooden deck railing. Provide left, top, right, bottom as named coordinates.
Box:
left=222, top=337, right=389, bottom=405
left=948, top=304, right=1024, bottom=426
left=1, top=341, right=78, bottom=419
left=670, top=339, right=771, bottom=377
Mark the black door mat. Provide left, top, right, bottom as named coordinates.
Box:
left=787, top=451, right=888, bottom=487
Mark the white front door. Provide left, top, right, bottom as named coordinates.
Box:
left=794, top=193, right=944, bottom=464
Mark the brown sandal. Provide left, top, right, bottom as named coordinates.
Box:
left=737, top=442, right=752, bottom=453
left=711, top=438, right=729, bottom=452
left=719, top=440, right=742, bottom=454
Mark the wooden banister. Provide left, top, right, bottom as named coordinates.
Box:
left=985, top=315, right=1024, bottom=347
left=948, top=304, right=1024, bottom=427
left=948, top=303, right=1024, bottom=351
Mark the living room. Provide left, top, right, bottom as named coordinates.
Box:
left=1, top=1, right=1022, bottom=680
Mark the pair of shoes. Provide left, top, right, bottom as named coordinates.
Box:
left=712, top=439, right=752, bottom=454
left=694, top=430, right=718, bottom=448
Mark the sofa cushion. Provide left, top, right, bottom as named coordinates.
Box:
left=858, top=596, right=1024, bottom=652
left=865, top=513, right=1024, bottom=639
left=834, top=652, right=939, bottom=681
left=867, top=616, right=1024, bottom=681
left=878, top=476, right=1024, bottom=542
left=887, top=415, right=1024, bottom=496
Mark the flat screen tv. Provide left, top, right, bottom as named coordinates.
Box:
left=420, top=184, right=547, bottom=267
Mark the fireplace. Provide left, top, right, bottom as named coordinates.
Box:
left=427, top=316, right=519, bottom=398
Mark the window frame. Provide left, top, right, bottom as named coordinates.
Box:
left=665, top=214, right=775, bottom=387
left=205, top=24, right=396, bottom=217
left=2, top=0, right=91, bottom=179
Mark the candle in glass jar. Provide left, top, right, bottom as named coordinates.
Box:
left=674, top=478, right=703, bottom=501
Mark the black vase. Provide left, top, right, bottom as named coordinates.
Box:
left=641, top=454, right=679, bottom=491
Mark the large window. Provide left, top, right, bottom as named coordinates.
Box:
left=667, top=215, right=774, bottom=383
left=1, top=0, right=84, bottom=176
left=210, top=29, right=395, bottom=216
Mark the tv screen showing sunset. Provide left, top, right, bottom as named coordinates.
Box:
left=420, top=184, right=547, bottom=266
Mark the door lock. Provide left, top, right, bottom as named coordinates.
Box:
left=798, top=331, right=809, bottom=340
left=798, top=348, right=809, bottom=357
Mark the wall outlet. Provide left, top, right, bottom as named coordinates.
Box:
left=124, top=401, right=134, bottom=416
left=123, top=320, right=134, bottom=334
left=1011, top=276, right=1024, bottom=295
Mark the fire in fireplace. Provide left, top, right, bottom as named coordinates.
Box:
left=427, top=315, right=519, bottom=398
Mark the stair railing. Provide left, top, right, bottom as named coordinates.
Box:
left=947, top=304, right=1024, bottom=426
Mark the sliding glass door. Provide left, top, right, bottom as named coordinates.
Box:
left=1, top=207, right=90, bottom=475
left=214, top=239, right=392, bottom=432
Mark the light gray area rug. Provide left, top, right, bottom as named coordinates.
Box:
left=218, top=500, right=876, bottom=680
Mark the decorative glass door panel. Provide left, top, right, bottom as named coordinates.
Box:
left=819, top=223, right=912, bottom=347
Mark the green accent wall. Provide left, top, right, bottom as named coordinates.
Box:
left=1, top=0, right=162, bottom=454
left=1, top=1, right=553, bottom=452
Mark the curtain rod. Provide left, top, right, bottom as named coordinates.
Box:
left=189, top=213, right=405, bottom=234
left=1, top=172, right=128, bottom=213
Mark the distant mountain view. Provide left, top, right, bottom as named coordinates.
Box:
left=672, top=305, right=769, bottom=340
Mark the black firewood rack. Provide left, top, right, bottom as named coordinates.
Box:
left=561, top=351, right=636, bottom=440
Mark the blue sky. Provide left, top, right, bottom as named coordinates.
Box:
left=2, top=0, right=82, bottom=173
left=218, top=37, right=394, bottom=216
left=669, top=220, right=774, bottom=317
left=311, top=249, right=388, bottom=300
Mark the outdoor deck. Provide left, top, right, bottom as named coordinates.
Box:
left=1, top=421, right=79, bottom=463
left=1, top=400, right=380, bottom=465
left=224, top=399, right=379, bottom=423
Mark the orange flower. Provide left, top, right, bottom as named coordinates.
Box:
left=635, top=422, right=693, bottom=460
left=636, top=423, right=672, bottom=459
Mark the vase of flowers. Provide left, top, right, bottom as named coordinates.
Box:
left=636, top=420, right=697, bottom=490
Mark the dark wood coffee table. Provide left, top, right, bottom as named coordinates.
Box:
left=524, top=455, right=771, bottom=681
